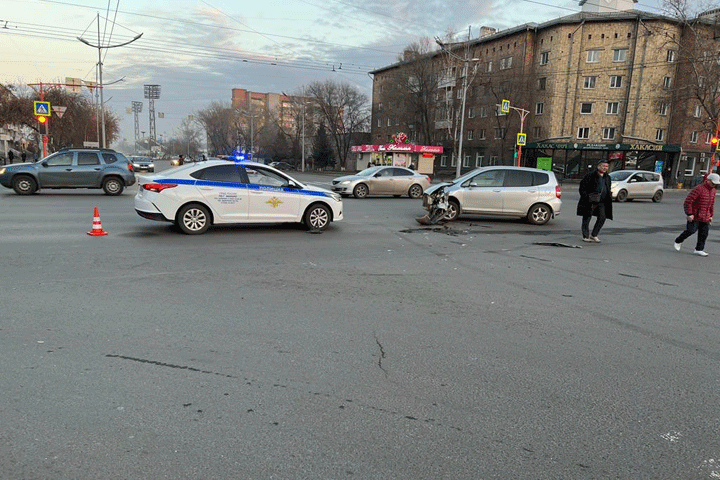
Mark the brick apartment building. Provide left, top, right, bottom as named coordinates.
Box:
left=369, top=0, right=720, bottom=185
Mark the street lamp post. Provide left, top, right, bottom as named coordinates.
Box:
left=77, top=14, right=142, bottom=148
left=436, top=32, right=479, bottom=178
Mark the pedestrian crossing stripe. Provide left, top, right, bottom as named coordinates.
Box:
left=34, top=101, right=51, bottom=116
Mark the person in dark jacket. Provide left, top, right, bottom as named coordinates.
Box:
left=577, top=159, right=613, bottom=242
left=673, top=173, right=720, bottom=256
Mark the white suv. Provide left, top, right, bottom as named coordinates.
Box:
left=423, top=166, right=562, bottom=225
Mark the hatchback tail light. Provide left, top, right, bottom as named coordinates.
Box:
left=426, top=176, right=432, bottom=183
left=127, top=162, right=134, bottom=172
left=556, top=185, right=562, bottom=199
left=142, top=183, right=177, bottom=193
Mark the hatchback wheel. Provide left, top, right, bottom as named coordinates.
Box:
left=652, top=190, right=663, bottom=202
left=527, top=203, right=551, bottom=225
left=353, top=183, right=368, bottom=199
left=103, top=177, right=124, bottom=195
left=616, top=189, right=628, bottom=202
left=177, top=204, right=211, bottom=234
left=304, top=204, right=331, bottom=231
left=443, top=200, right=460, bottom=222
left=408, top=184, right=423, bottom=199
left=13, top=175, right=37, bottom=195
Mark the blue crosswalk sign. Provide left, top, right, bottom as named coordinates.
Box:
left=34, top=101, right=51, bottom=116
left=517, top=133, right=527, bottom=146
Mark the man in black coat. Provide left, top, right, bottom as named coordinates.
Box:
left=577, top=159, right=614, bottom=242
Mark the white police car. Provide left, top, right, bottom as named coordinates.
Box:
left=134, top=160, right=343, bottom=234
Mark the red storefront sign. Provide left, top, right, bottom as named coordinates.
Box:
left=351, top=144, right=443, bottom=154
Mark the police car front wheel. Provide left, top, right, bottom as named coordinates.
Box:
left=177, top=204, right=211, bottom=235
left=304, top=204, right=331, bottom=231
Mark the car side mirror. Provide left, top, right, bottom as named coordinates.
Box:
left=374, top=173, right=382, bottom=177
left=41, top=162, right=48, bottom=168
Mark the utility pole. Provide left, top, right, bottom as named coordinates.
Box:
left=132, top=101, right=142, bottom=153
left=77, top=15, right=142, bottom=149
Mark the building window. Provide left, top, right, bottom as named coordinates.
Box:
left=451, top=155, right=457, bottom=167
left=537, top=77, right=547, bottom=90
left=486, top=61, right=492, bottom=72
left=586, top=49, right=601, bottom=63
left=540, top=51, right=549, bottom=65
left=500, top=56, right=513, bottom=69
left=377, top=118, right=381, bottom=127
left=378, top=103, right=383, bottom=111
left=475, top=154, right=484, bottom=167
left=577, top=127, right=590, bottom=139
left=494, top=127, right=506, bottom=139
left=659, top=102, right=669, bottom=116
left=583, top=76, right=597, bottom=89
left=468, top=107, right=475, bottom=118
left=667, top=50, right=676, bottom=62
left=613, top=48, right=628, bottom=62
left=490, top=155, right=498, bottom=165
left=694, top=105, right=702, bottom=118
left=480, top=106, right=488, bottom=118
left=606, top=102, right=620, bottom=114
left=463, top=154, right=471, bottom=167
left=536, top=102, right=544, bottom=115
left=533, top=126, right=542, bottom=138
left=690, top=131, right=699, bottom=143
left=656, top=129, right=665, bottom=141
left=609, top=75, right=623, bottom=88
left=467, top=129, right=473, bottom=140
left=479, top=128, right=486, bottom=140
left=440, top=155, right=447, bottom=167
left=580, top=103, right=593, bottom=114
left=602, top=127, right=616, bottom=139
left=387, top=118, right=391, bottom=126
left=663, top=76, right=672, bottom=89
left=707, top=133, right=713, bottom=144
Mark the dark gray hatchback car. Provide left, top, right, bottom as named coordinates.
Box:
left=0, top=148, right=136, bottom=195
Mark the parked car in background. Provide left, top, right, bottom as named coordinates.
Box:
left=609, top=170, right=663, bottom=202
left=135, top=159, right=343, bottom=234
left=332, top=166, right=431, bottom=199
left=422, top=166, right=561, bottom=225
left=269, top=161, right=296, bottom=171
left=128, top=156, right=155, bottom=172
left=0, top=147, right=135, bottom=195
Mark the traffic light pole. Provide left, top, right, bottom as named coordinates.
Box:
left=711, top=117, right=720, bottom=172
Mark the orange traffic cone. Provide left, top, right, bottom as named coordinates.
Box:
left=87, top=206, right=108, bottom=236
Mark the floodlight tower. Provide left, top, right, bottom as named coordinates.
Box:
left=144, top=84, right=161, bottom=141
left=132, top=101, right=143, bottom=152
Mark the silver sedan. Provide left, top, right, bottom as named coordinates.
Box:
left=332, top=166, right=431, bottom=199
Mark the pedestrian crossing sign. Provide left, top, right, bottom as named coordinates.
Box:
left=517, top=133, right=527, bottom=146
left=501, top=99, right=510, bottom=114
left=34, top=101, right=51, bottom=116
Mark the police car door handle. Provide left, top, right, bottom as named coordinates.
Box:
left=199, top=186, right=214, bottom=190
left=66, top=168, right=73, bottom=171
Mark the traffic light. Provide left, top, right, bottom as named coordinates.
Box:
left=37, top=115, right=48, bottom=135
left=711, top=136, right=720, bottom=151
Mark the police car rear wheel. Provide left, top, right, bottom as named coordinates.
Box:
left=177, top=204, right=210, bottom=235
left=305, top=204, right=330, bottom=231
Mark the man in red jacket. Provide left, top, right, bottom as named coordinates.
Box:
left=674, top=173, right=720, bottom=256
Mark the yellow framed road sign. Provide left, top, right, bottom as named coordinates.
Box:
left=34, top=101, right=51, bottom=116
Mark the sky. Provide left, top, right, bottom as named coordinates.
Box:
left=1, top=0, right=667, bottom=150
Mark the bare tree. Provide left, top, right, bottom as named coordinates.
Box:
left=389, top=38, right=444, bottom=145
left=0, top=83, right=119, bottom=152
left=305, top=80, right=369, bottom=169
left=660, top=1, right=720, bottom=139
left=195, top=101, right=235, bottom=156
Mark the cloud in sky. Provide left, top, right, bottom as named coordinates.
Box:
left=1, top=0, right=664, bottom=147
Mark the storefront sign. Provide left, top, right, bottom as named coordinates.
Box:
left=526, top=142, right=680, bottom=153
left=351, top=144, right=444, bottom=154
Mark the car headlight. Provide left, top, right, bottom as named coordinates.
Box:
left=611, top=182, right=617, bottom=188
left=148, top=163, right=154, bottom=167
left=0, top=168, right=5, bottom=175
left=330, top=193, right=342, bottom=202
left=340, top=180, right=350, bottom=185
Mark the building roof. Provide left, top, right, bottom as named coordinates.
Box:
left=370, top=9, right=679, bottom=75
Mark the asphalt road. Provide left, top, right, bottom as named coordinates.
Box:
left=1, top=169, right=719, bottom=479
